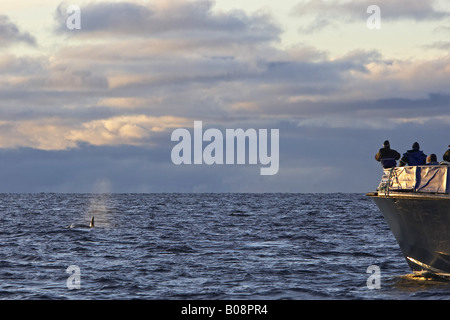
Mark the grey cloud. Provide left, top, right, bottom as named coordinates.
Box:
left=434, top=25, right=450, bottom=33
left=422, top=41, right=450, bottom=51
left=0, top=55, right=44, bottom=75
left=261, top=57, right=368, bottom=83
left=293, top=0, right=450, bottom=33
left=72, top=47, right=392, bottom=124
left=263, top=93, right=450, bottom=133
left=368, top=93, right=450, bottom=117
left=54, top=0, right=281, bottom=43
left=2, top=3, right=447, bottom=148
left=54, top=1, right=153, bottom=34
left=43, top=67, right=109, bottom=90
left=2, top=27, right=446, bottom=140
left=0, top=15, right=36, bottom=46
left=0, top=52, right=109, bottom=123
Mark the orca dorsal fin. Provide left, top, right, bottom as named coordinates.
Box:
left=90, top=216, right=95, bottom=228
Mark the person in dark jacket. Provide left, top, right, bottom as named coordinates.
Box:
left=400, top=142, right=427, bottom=166
left=375, top=140, right=401, bottom=168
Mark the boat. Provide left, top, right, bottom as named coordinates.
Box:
left=367, top=165, right=450, bottom=275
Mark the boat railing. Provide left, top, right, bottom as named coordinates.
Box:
left=377, top=165, right=450, bottom=196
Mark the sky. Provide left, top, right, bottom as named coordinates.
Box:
left=1, top=0, right=450, bottom=193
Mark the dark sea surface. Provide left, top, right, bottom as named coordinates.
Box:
left=1, top=193, right=450, bottom=300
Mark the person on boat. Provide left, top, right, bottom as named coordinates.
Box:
left=399, top=142, right=427, bottom=166
left=375, top=140, right=401, bottom=168
left=426, top=154, right=439, bottom=165
left=440, top=145, right=450, bottom=165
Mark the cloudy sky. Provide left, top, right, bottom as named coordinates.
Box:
left=1, top=0, right=450, bottom=193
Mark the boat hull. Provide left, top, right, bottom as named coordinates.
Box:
left=369, top=192, right=450, bottom=274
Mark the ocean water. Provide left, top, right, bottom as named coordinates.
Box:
left=1, top=193, right=450, bottom=301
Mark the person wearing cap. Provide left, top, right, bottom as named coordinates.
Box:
left=399, top=142, right=427, bottom=166
left=375, top=140, right=401, bottom=168
left=426, top=154, right=439, bottom=165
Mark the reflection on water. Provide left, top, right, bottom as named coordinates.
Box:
left=389, top=272, right=450, bottom=294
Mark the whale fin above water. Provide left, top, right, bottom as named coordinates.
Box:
left=68, top=216, right=95, bottom=229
